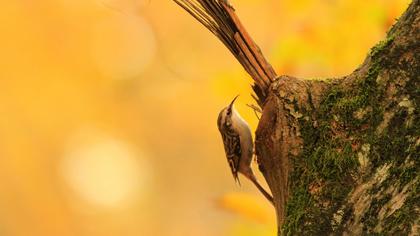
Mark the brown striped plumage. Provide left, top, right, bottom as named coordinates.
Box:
left=217, top=96, right=273, bottom=204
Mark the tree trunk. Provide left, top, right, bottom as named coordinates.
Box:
left=255, top=1, right=419, bottom=234
left=172, top=0, right=419, bottom=234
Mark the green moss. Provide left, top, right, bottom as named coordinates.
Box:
left=282, top=93, right=359, bottom=234
left=282, top=186, right=315, bottom=236
left=369, top=35, right=395, bottom=57
left=361, top=194, right=392, bottom=232
left=370, top=103, right=419, bottom=189
left=382, top=181, right=419, bottom=234
left=282, top=29, right=419, bottom=234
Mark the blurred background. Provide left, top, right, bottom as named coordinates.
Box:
left=0, top=0, right=410, bottom=235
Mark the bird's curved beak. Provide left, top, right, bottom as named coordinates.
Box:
left=228, top=95, right=239, bottom=109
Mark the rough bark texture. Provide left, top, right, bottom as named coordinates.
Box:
left=255, top=1, right=419, bottom=235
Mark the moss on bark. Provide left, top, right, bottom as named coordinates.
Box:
left=281, top=2, right=419, bottom=234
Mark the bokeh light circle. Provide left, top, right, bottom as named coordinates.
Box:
left=60, top=128, right=150, bottom=208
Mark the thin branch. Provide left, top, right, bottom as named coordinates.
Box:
left=172, top=0, right=278, bottom=105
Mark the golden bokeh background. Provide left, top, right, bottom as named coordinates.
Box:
left=0, top=0, right=409, bottom=235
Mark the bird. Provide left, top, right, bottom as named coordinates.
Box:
left=217, top=96, right=273, bottom=204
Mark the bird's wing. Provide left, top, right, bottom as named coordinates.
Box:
left=221, top=128, right=242, bottom=185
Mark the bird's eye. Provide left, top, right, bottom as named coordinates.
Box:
left=227, top=109, right=231, bottom=115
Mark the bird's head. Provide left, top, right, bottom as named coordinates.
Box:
left=217, top=95, right=239, bottom=130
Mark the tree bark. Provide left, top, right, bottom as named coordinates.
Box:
left=255, top=1, right=419, bottom=234
left=172, top=0, right=419, bottom=234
